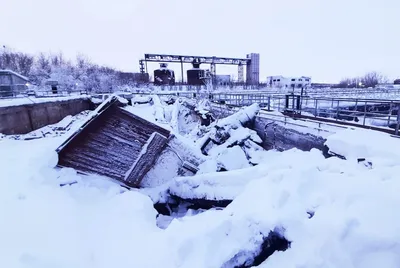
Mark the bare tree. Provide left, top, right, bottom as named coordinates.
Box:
left=339, top=72, right=388, bottom=88
left=16, top=53, right=34, bottom=76
left=360, top=72, right=388, bottom=87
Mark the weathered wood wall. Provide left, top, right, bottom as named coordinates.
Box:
left=57, top=103, right=170, bottom=186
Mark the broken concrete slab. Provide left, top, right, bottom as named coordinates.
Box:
left=194, top=104, right=265, bottom=171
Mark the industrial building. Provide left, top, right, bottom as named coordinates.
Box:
left=117, top=72, right=149, bottom=84
left=154, top=63, right=175, bottom=85
left=246, top=53, right=260, bottom=85
left=267, top=76, right=311, bottom=89
left=139, top=53, right=260, bottom=86
left=0, top=70, right=30, bottom=97
left=187, top=58, right=206, bottom=86
left=215, top=75, right=231, bottom=86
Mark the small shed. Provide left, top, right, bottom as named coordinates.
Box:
left=45, top=80, right=59, bottom=94
left=0, top=70, right=30, bottom=97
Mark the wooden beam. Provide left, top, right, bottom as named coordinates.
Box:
left=124, top=132, right=168, bottom=187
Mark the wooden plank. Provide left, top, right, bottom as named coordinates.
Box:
left=88, top=130, right=142, bottom=151
left=124, top=132, right=168, bottom=187
left=57, top=101, right=171, bottom=183
left=59, top=156, right=123, bottom=180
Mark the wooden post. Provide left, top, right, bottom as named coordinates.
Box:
left=124, top=132, right=168, bottom=187
left=395, top=104, right=400, bottom=135
left=363, top=101, right=367, bottom=126
left=387, top=101, right=392, bottom=127
left=336, top=100, right=340, bottom=121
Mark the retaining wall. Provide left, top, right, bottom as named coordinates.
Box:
left=253, top=116, right=329, bottom=152
left=0, top=98, right=92, bottom=135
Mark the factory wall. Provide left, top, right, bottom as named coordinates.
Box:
left=0, top=98, right=92, bottom=135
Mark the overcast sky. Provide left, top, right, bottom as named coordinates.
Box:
left=1, top=0, right=399, bottom=83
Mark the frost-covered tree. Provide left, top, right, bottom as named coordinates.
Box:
left=0, top=47, right=134, bottom=92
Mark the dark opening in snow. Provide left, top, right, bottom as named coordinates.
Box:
left=155, top=195, right=232, bottom=216
left=224, top=230, right=291, bottom=268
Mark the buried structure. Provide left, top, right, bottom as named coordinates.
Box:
left=56, top=96, right=201, bottom=188
left=56, top=95, right=266, bottom=189
left=53, top=96, right=370, bottom=266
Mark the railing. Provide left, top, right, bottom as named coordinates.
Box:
left=0, top=86, right=87, bottom=99
left=218, top=94, right=400, bottom=134
left=132, top=92, right=400, bottom=133
left=3, top=83, right=400, bottom=100
left=257, top=110, right=347, bottom=135
left=2, top=85, right=400, bottom=134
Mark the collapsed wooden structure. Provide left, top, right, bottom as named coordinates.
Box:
left=56, top=96, right=171, bottom=187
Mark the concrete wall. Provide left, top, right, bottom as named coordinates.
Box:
left=253, top=116, right=327, bottom=152
left=0, top=98, right=92, bottom=135
left=209, top=103, right=328, bottom=152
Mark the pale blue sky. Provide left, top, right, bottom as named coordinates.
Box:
left=1, top=0, right=399, bottom=82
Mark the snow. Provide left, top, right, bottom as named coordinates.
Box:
left=124, top=103, right=172, bottom=131
left=2, top=100, right=400, bottom=267
left=0, top=95, right=90, bottom=108
left=215, top=145, right=251, bottom=170
left=216, top=103, right=260, bottom=128
left=169, top=153, right=275, bottom=200
left=325, top=128, right=400, bottom=164
left=151, top=95, right=167, bottom=122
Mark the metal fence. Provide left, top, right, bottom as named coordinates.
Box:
left=2, top=84, right=400, bottom=133
left=0, top=86, right=88, bottom=99
left=129, top=91, right=400, bottom=133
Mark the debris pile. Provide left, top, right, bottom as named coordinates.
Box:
left=3, top=111, right=90, bottom=141
left=196, top=103, right=264, bottom=170
left=53, top=95, right=270, bottom=214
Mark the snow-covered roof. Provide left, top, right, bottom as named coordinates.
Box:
left=0, top=69, right=30, bottom=81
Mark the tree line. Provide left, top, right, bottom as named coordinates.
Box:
left=336, top=72, right=389, bottom=88
left=0, top=48, right=142, bottom=93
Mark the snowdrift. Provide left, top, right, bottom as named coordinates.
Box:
left=2, top=96, right=400, bottom=267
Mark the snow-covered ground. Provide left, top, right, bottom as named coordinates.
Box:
left=0, top=94, right=89, bottom=108
left=1, top=99, right=400, bottom=267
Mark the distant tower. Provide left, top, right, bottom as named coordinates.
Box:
left=238, top=63, right=244, bottom=83
left=246, top=53, right=260, bottom=85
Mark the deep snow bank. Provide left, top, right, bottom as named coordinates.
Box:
left=325, top=128, right=400, bottom=167
left=2, top=106, right=400, bottom=267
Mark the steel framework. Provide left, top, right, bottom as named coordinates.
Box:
left=139, top=53, right=252, bottom=84
left=144, top=54, right=249, bottom=65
